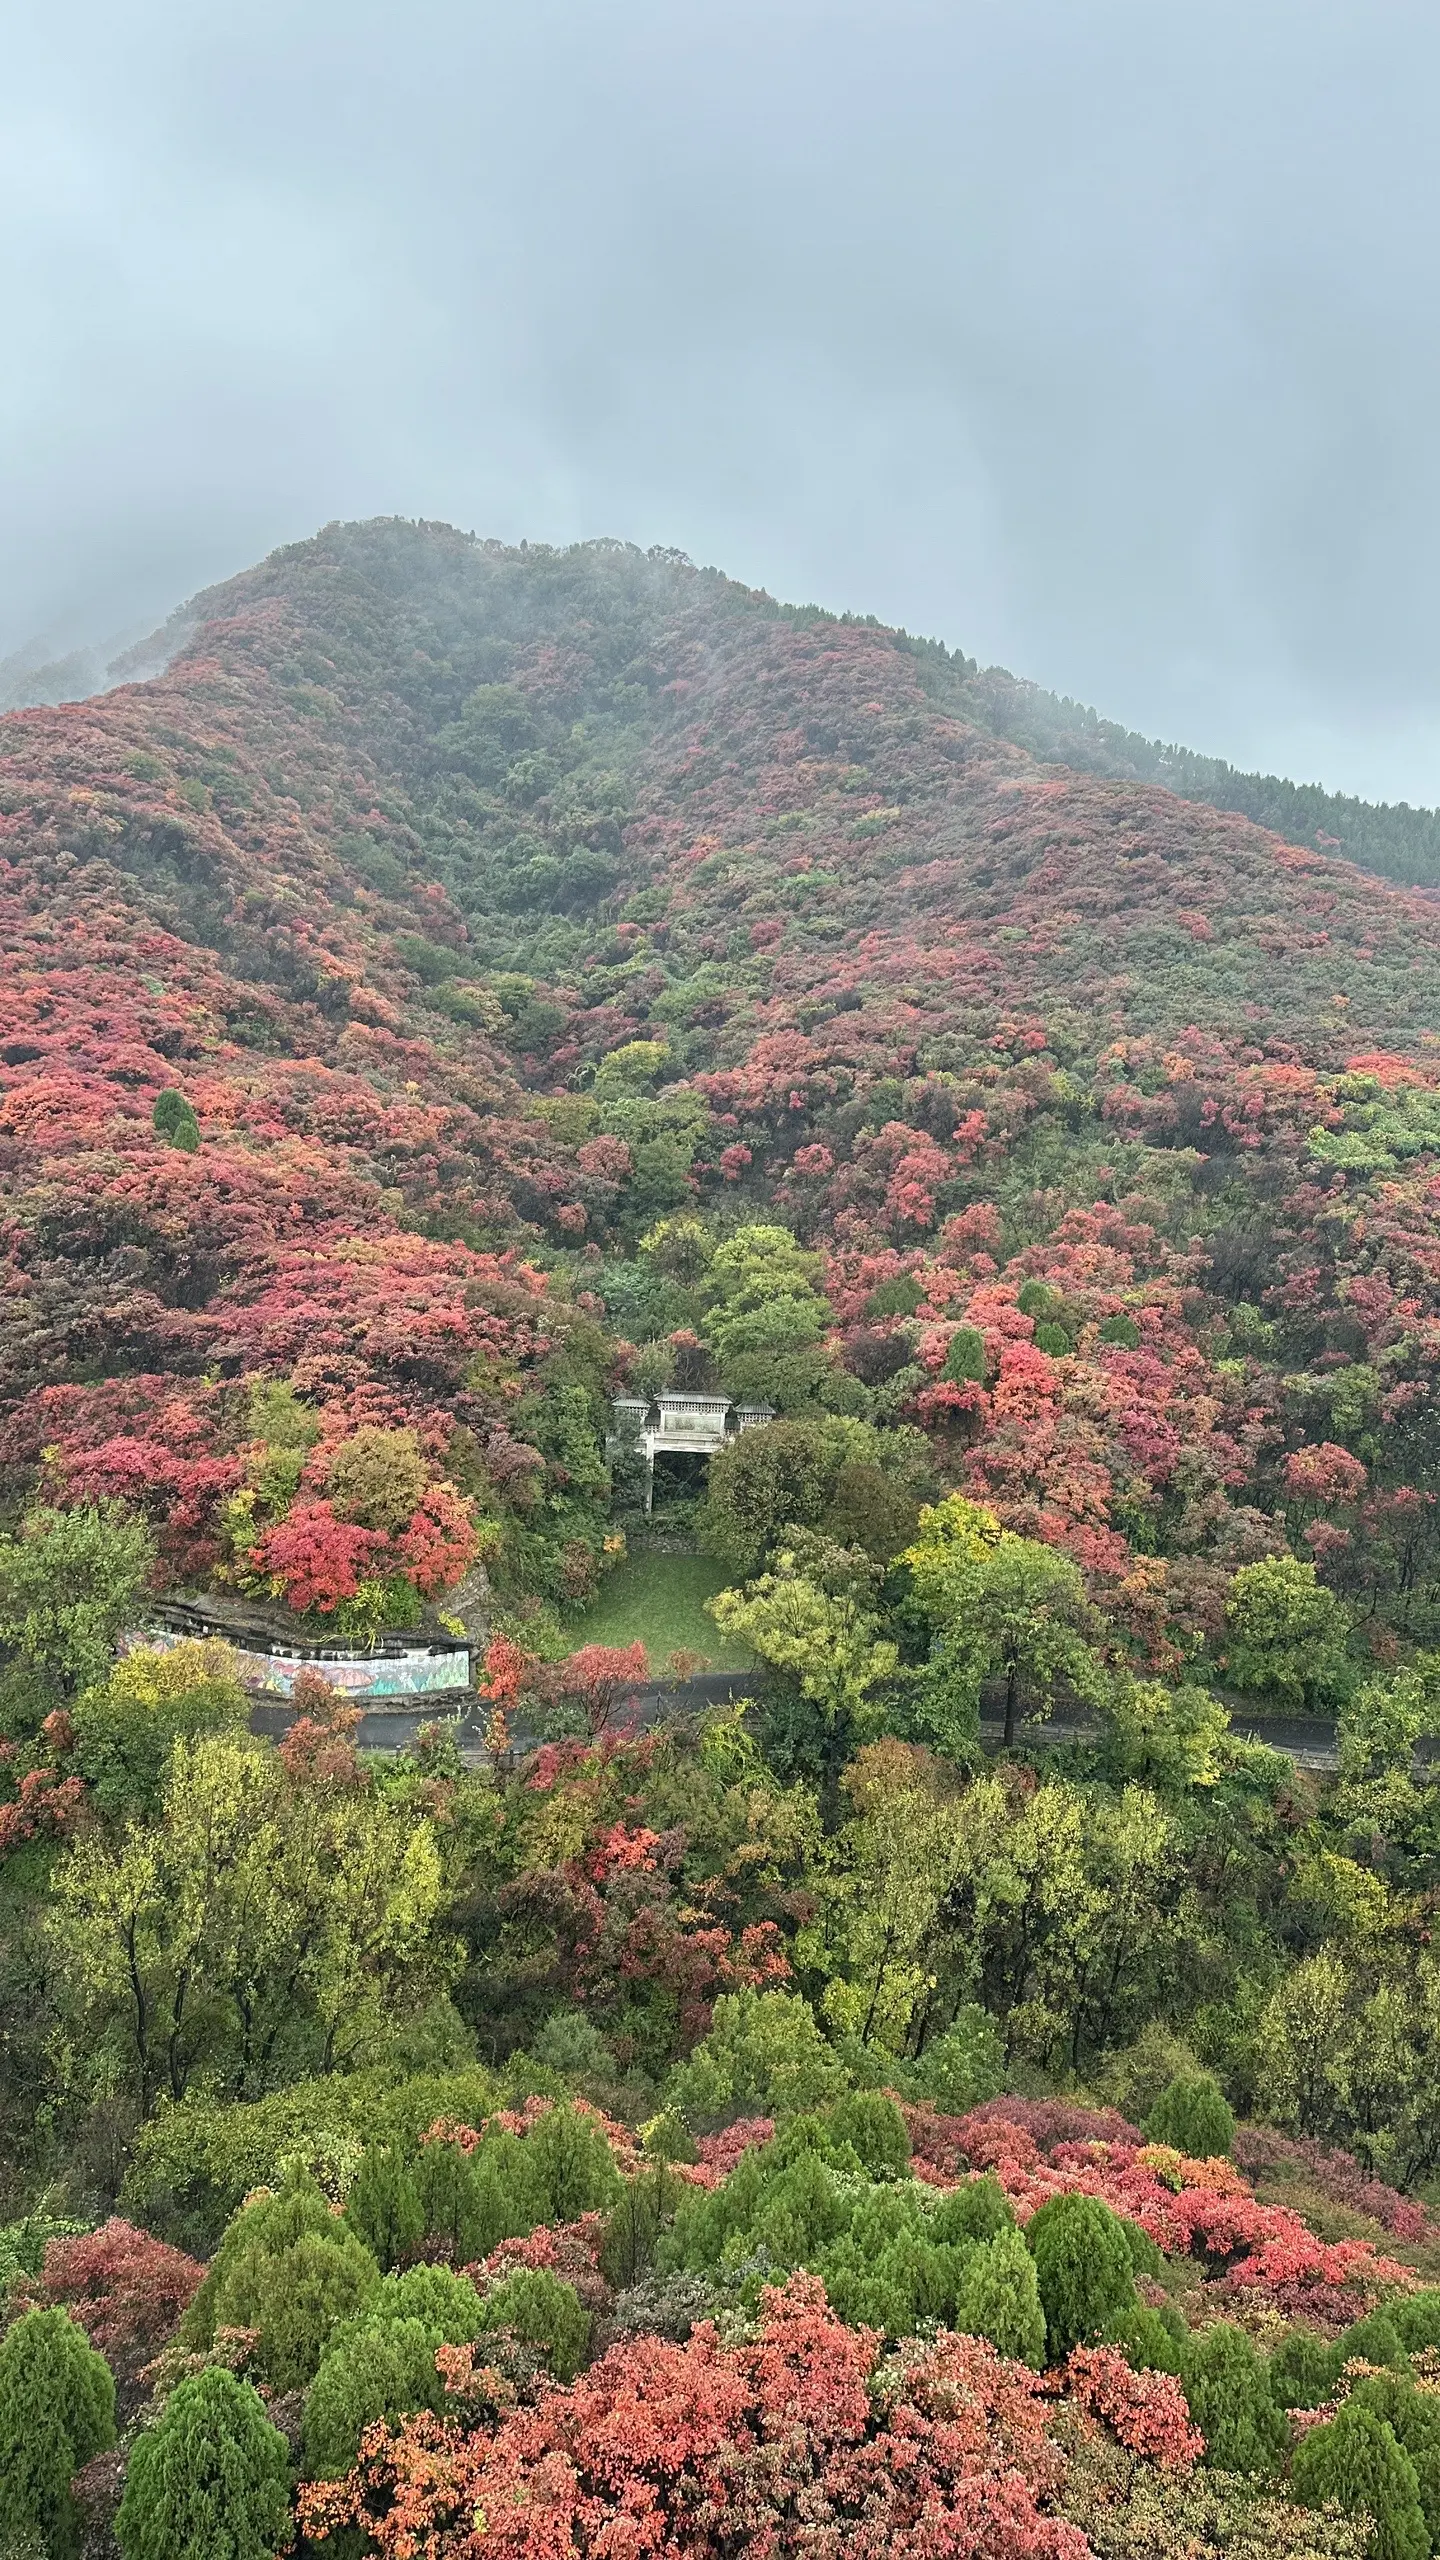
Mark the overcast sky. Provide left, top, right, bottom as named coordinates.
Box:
left=5, top=0, right=1440, bottom=801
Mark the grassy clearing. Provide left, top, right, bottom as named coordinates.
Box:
left=568, top=1551, right=754, bottom=1675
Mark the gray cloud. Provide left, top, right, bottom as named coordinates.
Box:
left=4, top=0, right=1440, bottom=798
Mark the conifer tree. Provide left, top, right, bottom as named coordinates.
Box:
left=1179, top=2321, right=1288, bottom=2473
left=1291, top=2402, right=1428, bottom=2560
left=1025, top=2193, right=1137, bottom=2360
left=0, top=2306, right=116, bottom=2560
left=117, top=2367, right=291, bottom=2560
left=1144, top=2072, right=1236, bottom=2158
left=344, top=2144, right=424, bottom=2272
left=954, top=2225, right=1047, bottom=2368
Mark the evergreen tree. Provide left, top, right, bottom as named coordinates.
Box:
left=1143, top=2072, right=1236, bottom=2158
left=1291, top=2401, right=1429, bottom=2560
left=117, top=2367, right=290, bottom=2560
left=929, top=2174, right=1015, bottom=2246
left=1270, top=2323, right=1343, bottom=2409
left=1179, top=2321, right=1288, bottom=2473
left=476, top=2268, right=590, bottom=2382
left=0, top=2306, right=116, bottom=2560
left=152, top=1089, right=201, bottom=1152
left=215, top=2227, right=379, bottom=2393
left=415, top=2138, right=488, bottom=2263
left=524, top=2104, right=624, bottom=2222
left=953, top=2225, right=1047, bottom=2368
left=344, top=2145, right=424, bottom=2272
left=1025, top=2193, right=1137, bottom=2360
left=1351, top=2374, right=1440, bottom=2544
left=827, top=2092, right=911, bottom=2175
left=303, top=2316, right=443, bottom=2479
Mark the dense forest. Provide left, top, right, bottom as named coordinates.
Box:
left=8, top=520, right=1440, bottom=2557
left=919, top=651, right=1440, bottom=889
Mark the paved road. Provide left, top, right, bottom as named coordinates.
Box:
left=251, top=1682, right=1371, bottom=1773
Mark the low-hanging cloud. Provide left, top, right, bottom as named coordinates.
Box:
left=4, top=0, right=1440, bottom=800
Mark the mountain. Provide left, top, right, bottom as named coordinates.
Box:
left=3, top=515, right=1440, bottom=1654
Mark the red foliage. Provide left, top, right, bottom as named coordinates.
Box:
left=38, top=2218, right=205, bottom=2386
left=1056, top=2347, right=1201, bottom=2468
left=545, top=1641, right=650, bottom=1735
left=0, top=1763, right=87, bottom=1858
left=300, top=2275, right=1089, bottom=2559
left=253, top=1500, right=388, bottom=1612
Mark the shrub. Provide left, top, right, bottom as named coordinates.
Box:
left=1026, top=2193, right=1138, bottom=2361
left=117, top=2368, right=290, bottom=2560
left=1339, top=2309, right=1409, bottom=2370
left=344, top=2145, right=425, bottom=2271
left=1291, top=2401, right=1429, bottom=2560
left=1270, top=2322, right=1344, bottom=2409
left=525, top=2104, right=624, bottom=2221
left=367, top=2263, right=484, bottom=2341
left=1144, top=2072, right=1236, bottom=2159
left=0, top=2307, right=116, bottom=2560
left=953, top=2225, right=1047, bottom=2368
left=665, top=1988, right=848, bottom=2122
left=152, top=1089, right=201, bottom=1151
left=325, top=1428, right=429, bottom=1533
left=303, top=2315, right=444, bottom=2479
left=1395, top=2289, right=1440, bottom=2356
left=39, top=2218, right=205, bottom=2389
left=828, top=2091, right=910, bottom=2175
left=213, top=2225, right=380, bottom=2393
left=1178, top=2320, right=1289, bottom=2474
left=929, top=2175, right=1015, bottom=2247
left=122, top=2065, right=498, bottom=2251
left=477, top=2267, right=590, bottom=2381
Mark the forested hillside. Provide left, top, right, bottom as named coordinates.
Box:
left=929, top=651, right=1440, bottom=886
left=9, top=521, right=1440, bottom=2558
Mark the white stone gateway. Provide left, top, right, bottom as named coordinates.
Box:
left=608, top=1393, right=776, bottom=1511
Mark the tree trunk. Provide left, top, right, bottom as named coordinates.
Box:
left=1004, top=1662, right=1019, bottom=1748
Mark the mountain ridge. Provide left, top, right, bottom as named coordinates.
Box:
left=3, top=514, right=1440, bottom=1663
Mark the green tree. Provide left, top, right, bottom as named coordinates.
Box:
left=415, top=2138, right=488, bottom=2264
left=1179, top=2322, right=1288, bottom=2473
left=366, top=2263, right=485, bottom=2340
left=117, top=2367, right=290, bottom=2560
left=699, top=1421, right=838, bottom=1574
left=1144, top=2072, right=1236, bottom=2158
left=1102, top=1679, right=1232, bottom=1793
left=1224, top=1556, right=1352, bottom=1706
left=665, top=1987, right=847, bottom=2122
left=524, top=2103, right=624, bottom=2222
left=700, top=1224, right=834, bottom=1409
left=709, top=1560, right=898, bottom=1778
left=303, top=2315, right=444, bottom=2478
left=70, top=1639, right=248, bottom=1820
left=1291, top=2401, right=1429, bottom=2560
left=214, top=2225, right=379, bottom=2392
left=902, top=1503, right=1104, bottom=1747
left=0, top=1501, right=156, bottom=1697
left=1351, top=2375, right=1440, bottom=2544
left=1025, top=2193, right=1137, bottom=2360
left=476, top=2268, right=590, bottom=2381
left=344, top=2145, right=425, bottom=2272
left=152, top=1088, right=201, bottom=1151
left=0, top=2307, right=116, bottom=2560
left=954, top=2225, right=1047, bottom=2368
left=828, top=2092, right=910, bottom=2174
left=55, top=1729, right=447, bottom=2106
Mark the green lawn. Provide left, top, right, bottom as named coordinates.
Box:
left=568, top=1552, right=754, bottom=1675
